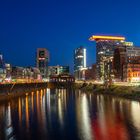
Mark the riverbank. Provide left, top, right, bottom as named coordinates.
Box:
left=0, top=82, right=75, bottom=102
left=74, top=83, right=140, bottom=101
left=0, top=82, right=49, bottom=103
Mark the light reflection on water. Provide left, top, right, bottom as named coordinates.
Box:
left=76, top=93, right=93, bottom=140
left=0, top=89, right=140, bottom=140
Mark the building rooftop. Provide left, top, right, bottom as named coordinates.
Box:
left=89, top=35, right=125, bottom=41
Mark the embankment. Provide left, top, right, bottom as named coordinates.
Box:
left=0, top=82, right=75, bottom=102
left=0, top=82, right=49, bottom=102
left=74, top=83, right=140, bottom=101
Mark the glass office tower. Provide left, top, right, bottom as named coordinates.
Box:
left=74, top=46, right=86, bottom=80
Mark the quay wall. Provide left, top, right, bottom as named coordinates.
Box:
left=0, top=82, right=74, bottom=102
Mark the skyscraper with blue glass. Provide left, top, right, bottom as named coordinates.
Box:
left=74, top=46, right=87, bottom=80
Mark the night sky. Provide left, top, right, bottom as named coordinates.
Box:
left=0, top=0, right=140, bottom=72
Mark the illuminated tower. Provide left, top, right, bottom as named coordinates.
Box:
left=74, top=46, right=87, bottom=80
left=0, top=54, right=4, bottom=69
left=0, top=53, right=6, bottom=81
left=36, top=48, right=49, bottom=78
left=89, top=35, right=125, bottom=82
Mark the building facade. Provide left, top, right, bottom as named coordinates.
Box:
left=85, top=64, right=97, bottom=80
left=48, top=65, right=69, bottom=76
left=74, top=46, right=86, bottom=80
left=113, top=44, right=140, bottom=83
left=113, top=42, right=133, bottom=81
left=123, top=63, right=140, bottom=83
left=89, top=35, right=125, bottom=82
left=36, top=48, right=49, bottom=78
left=11, top=66, right=41, bottom=82
left=123, top=46, right=140, bottom=83
left=0, top=54, right=6, bottom=81
left=5, top=63, right=12, bottom=80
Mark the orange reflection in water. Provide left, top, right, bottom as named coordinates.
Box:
left=57, top=89, right=66, bottom=127
left=25, top=94, right=29, bottom=129
left=18, top=98, right=22, bottom=127
left=31, top=92, right=34, bottom=113
left=36, top=89, right=47, bottom=133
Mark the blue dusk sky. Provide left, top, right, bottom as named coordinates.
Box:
left=0, top=0, right=140, bottom=72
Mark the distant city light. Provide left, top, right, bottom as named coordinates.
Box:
left=38, top=58, right=45, bottom=60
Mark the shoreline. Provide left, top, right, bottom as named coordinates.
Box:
left=0, top=86, right=48, bottom=103
left=0, top=82, right=140, bottom=103
left=74, top=83, right=140, bottom=101
left=0, top=82, right=74, bottom=102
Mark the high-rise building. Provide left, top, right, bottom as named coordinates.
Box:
left=74, top=46, right=87, bottom=80
left=113, top=42, right=134, bottom=81
left=5, top=63, right=11, bottom=79
left=0, top=54, right=4, bottom=69
left=89, top=35, right=125, bottom=82
left=0, top=53, right=6, bottom=81
left=36, top=48, right=49, bottom=78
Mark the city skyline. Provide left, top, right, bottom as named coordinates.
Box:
left=1, top=0, right=140, bottom=69
left=1, top=1, right=140, bottom=139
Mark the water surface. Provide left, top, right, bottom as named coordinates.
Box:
left=0, top=88, right=140, bottom=140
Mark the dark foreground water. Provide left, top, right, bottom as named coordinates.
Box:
left=0, top=88, right=140, bottom=140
